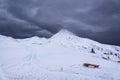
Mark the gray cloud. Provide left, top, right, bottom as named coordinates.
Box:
left=0, top=0, right=120, bottom=45
left=91, top=27, right=120, bottom=45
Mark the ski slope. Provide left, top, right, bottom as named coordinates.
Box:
left=0, top=29, right=120, bottom=80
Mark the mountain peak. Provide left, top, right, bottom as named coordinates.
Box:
left=51, top=29, right=100, bottom=45
left=57, top=29, right=75, bottom=36
left=51, top=29, right=76, bottom=39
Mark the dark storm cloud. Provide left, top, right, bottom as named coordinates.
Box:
left=0, top=0, right=120, bottom=45
left=0, top=0, right=62, bottom=38
left=91, top=27, right=120, bottom=45
left=75, top=0, right=120, bottom=28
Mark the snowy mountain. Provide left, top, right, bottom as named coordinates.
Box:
left=0, top=29, right=120, bottom=80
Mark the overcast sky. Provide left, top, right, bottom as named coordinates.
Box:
left=0, top=0, right=120, bottom=45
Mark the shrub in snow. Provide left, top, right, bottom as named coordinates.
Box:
left=102, top=56, right=110, bottom=60
left=91, top=48, right=95, bottom=54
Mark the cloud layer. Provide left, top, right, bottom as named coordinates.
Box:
left=0, top=0, right=120, bottom=45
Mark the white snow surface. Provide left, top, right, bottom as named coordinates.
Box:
left=0, top=29, right=120, bottom=80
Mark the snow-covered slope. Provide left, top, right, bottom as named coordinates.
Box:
left=50, top=29, right=120, bottom=62
left=0, top=29, right=120, bottom=80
